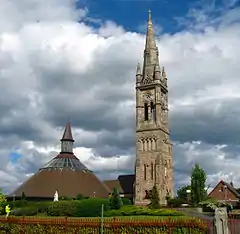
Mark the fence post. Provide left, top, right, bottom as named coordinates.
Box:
left=65, top=216, right=68, bottom=232
left=167, top=216, right=172, bottom=234
left=113, top=216, right=116, bottom=234
left=214, top=207, right=229, bottom=234
left=21, top=216, right=25, bottom=234
left=100, top=204, right=104, bottom=234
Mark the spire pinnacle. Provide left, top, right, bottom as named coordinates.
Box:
left=162, top=66, right=166, bottom=78
left=136, top=62, right=141, bottom=75
left=148, top=9, right=152, bottom=24
left=61, top=121, right=74, bottom=142
left=145, top=10, right=156, bottom=50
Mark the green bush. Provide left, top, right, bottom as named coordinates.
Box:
left=76, top=194, right=84, bottom=200
left=11, top=207, right=38, bottom=216
left=105, top=205, right=185, bottom=217
left=0, top=190, right=7, bottom=215
left=121, top=198, right=132, bottom=205
left=31, top=202, right=51, bottom=213
left=8, top=200, right=28, bottom=208
left=75, top=198, right=110, bottom=217
left=47, top=199, right=110, bottom=217
left=47, top=201, right=78, bottom=216
left=60, top=196, right=72, bottom=201
left=167, top=198, right=185, bottom=207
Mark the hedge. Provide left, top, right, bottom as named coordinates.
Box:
left=10, top=202, right=52, bottom=216
left=10, top=199, right=185, bottom=218
left=47, top=199, right=110, bottom=217
left=0, top=217, right=208, bottom=233
left=105, top=205, right=185, bottom=217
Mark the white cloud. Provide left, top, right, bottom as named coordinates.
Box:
left=0, top=0, right=240, bottom=195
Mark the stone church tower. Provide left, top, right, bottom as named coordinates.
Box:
left=134, top=10, right=174, bottom=206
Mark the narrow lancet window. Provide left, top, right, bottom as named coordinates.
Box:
left=154, top=164, right=157, bottom=181
left=151, top=163, right=154, bottom=180
left=144, top=103, right=148, bottom=121
left=150, top=101, right=155, bottom=121
left=144, top=164, right=147, bottom=180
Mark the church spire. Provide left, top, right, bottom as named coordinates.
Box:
left=145, top=9, right=157, bottom=50
left=142, top=10, right=160, bottom=84
left=61, top=122, right=74, bottom=142
left=61, top=121, right=74, bottom=154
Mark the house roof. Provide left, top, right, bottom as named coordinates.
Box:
left=208, top=180, right=240, bottom=198
left=104, top=174, right=135, bottom=195
left=104, top=180, right=124, bottom=193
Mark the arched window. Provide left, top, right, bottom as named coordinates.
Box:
left=150, top=101, right=155, bottom=121
left=144, top=103, right=148, bottom=121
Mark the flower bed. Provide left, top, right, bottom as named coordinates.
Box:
left=0, top=216, right=208, bottom=233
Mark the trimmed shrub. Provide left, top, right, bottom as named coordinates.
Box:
left=47, top=199, right=110, bottom=217
left=47, top=201, right=78, bottom=216
left=167, top=198, right=185, bottom=208
left=121, top=198, right=132, bottom=205
left=60, top=196, right=72, bottom=201
left=76, top=194, right=84, bottom=200
left=8, top=200, right=27, bottom=208
left=75, top=198, right=110, bottom=217
left=11, top=207, right=38, bottom=216
left=105, top=205, right=185, bottom=217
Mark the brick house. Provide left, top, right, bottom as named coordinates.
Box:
left=208, top=180, right=240, bottom=205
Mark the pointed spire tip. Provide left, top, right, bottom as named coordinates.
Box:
left=61, top=121, right=74, bottom=142
left=148, top=9, right=152, bottom=23
left=136, top=62, right=141, bottom=75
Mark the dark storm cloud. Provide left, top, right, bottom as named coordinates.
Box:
left=170, top=98, right=240, bottom=145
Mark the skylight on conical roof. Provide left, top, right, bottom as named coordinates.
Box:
left=40, top=154, right=90, bottom=172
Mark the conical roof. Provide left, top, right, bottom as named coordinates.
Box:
left=9, top=122, right=110, bottom=198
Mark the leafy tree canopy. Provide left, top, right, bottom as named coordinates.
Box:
left=191, top=163, right=207, bottom=205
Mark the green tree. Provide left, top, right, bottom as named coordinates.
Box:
left=109, top=188, right=123, bottom=210
left=148, top=184, right=160, bottom=209
left=0, top=189, right=7, bottom=215
left=191, top=163, right=207, bottom=205
left=21, top=192, right=26, bottom=200
left=177, top=185, right=191, bottom=201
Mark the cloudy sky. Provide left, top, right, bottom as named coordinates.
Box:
left=0, top=0, right=240, bottom=195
